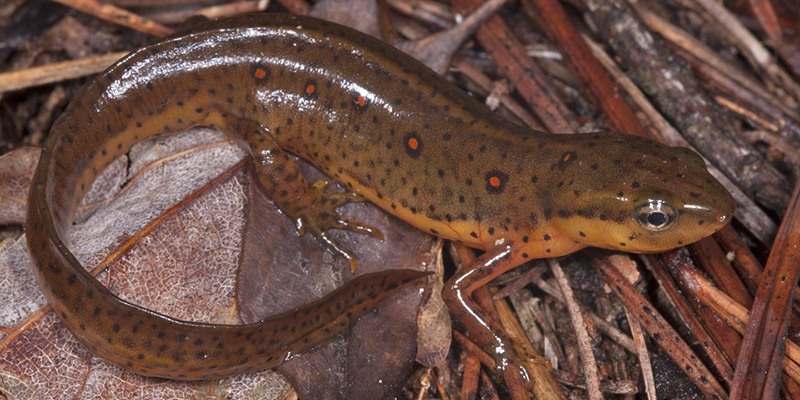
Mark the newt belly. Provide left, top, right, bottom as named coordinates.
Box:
left=26, top=13, right=734, bottom=381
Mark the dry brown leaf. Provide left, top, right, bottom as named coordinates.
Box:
left=415, top=240, right=452, bottom=368
left=0, top=127, right=439, bottom=399
left=309, top=0, right=381, bottom=38
left=0, top=146, right=39, bottom=225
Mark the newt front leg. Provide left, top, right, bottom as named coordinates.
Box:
left=442, top=243, right=541, bottom=390
left=214, top=112, right=383, bottom=270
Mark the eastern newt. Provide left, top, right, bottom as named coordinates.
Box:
left=26, top=13, right=734, bottom=384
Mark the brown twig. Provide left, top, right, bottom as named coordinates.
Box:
left=493, top=262, right=547, bottom=299
left=548, top=258, right=602, bottom=400
left=623, top=306, right=656, bottom=400
left=491, top=287, right=564, bottom=400
left=551, top=369, right=638, bottom=395
left=48, top=0, right=172, bottom=37
left=460, top=352, right=481, bottom=400
left=716, top=225, right=800, bottom=334
left=674, top=261, right=800, bottom=384
left=741, top=129, right=800, bottom=167
left=481, top=370, right=503, bottom=400
left=691, top=0, right=800, bottom=102
left=386, top=0, right=453, bottom=29
left=746, top=0, right=800, bottom=80
left=730, top=182, right=800, bottom=400
left=449, top=0, right=579, bottom=133
left=637, top=7, right=800, bottom=146
left=689, top=236, right=752, bottom=308
left=0, top=51, right=129, bottom=93
left=431, top=367, right=453, bottom=400
left=520, top=0, right=647, bottom=137
left=396, top=0, right=508, bottom=76
left=452, top=329, right=496, bottom=370
left=637, top=7, right=799, bottom=117
left=520, top=264, right=638, bottom=354
left=108, top=0, right=213, bottom=7
left=652, top=251, right=738, bottom=385
left=143, top=0, right=270, bottom=25
left=453, top=58, right=544, bottom=130
left=591, top=254, right=728, bottom=400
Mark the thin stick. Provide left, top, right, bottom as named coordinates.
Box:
left=678, top=265, right=800, bottom=384
left=624, top=307, right=656, bottom=400
left=637, top=7, right=798, bottom=116
left=0, top=51, right=129, bottom=93
left=548, top=259, right=603, bottom=400
left=691, top=0, right=800, bottom=102
left=730, top=182, right=800, bottom=400
left=453, top=58, right=543, bottom=130
left=49, top=0, right=172, bottom=37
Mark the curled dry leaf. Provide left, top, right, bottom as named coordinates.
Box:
left=0, top=127, right=440, bottom=399
left=414, top=242, right=452, bottom=368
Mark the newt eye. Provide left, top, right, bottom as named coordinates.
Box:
left=635, top=200, right=676, bottom=232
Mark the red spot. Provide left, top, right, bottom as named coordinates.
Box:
left=357, top=95, right=367, bottom=107
left=563, top=153, right=571, bottom=162
left=254, top=69, right=267, bottom=79
left=408, top=137, right=419, bottom=150
left=489, top=176, right=501, bottom=187
left=306, top=84, right=316, bottom=95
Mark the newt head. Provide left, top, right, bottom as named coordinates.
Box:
left=546, top=133, right=735, bottom=252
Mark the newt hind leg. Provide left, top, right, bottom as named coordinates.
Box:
left=214, top=112, right=383, bottom=270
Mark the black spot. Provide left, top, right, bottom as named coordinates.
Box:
left=557, top=152, right=576, bottom=170
left=303, top=79, right=318, bottom=99
left=113, top=323, right=121, bottom=333
left=404, top=131, right=423, bottom=158
left=631, top=180, right=640, bottom=188
left=485, top=170, right=509, bottom=194
left=353, top=94, right=369, bottom=111
left=251, top=64, right=271, bottom=82
left=543, top=234, right=551, bottom=241
left=579, top=231, right=586, bottom=237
